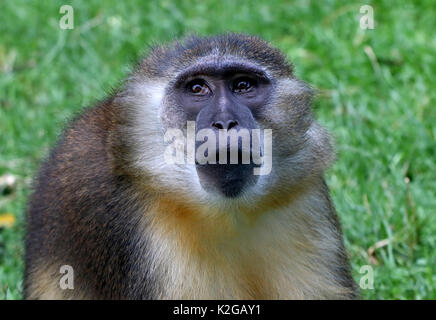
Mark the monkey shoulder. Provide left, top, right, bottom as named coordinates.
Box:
left=27, top=98, right=137, bottom=223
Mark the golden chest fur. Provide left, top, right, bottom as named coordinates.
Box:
left=145, top=187, right=353, bottom=299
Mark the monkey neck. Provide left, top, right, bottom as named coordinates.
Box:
left=140, top=177, right=346, bottom=299
left=146, top=177, right=316, bottom=254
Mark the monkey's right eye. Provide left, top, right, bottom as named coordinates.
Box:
left=187, top=80, right=210, bottom=95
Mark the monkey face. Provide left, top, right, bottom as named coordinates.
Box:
left=171, top=62, right=273, bottom=197
left=118, top=34, right=334, bottom=207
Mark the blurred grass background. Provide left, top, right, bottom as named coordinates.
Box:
left=0, top=0, right=435, bottom=299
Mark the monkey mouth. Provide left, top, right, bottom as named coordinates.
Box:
left=196, top=162, right=258, bottom=198
left=194, top=132, right=262, bottom=197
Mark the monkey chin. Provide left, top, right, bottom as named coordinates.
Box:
left=195, top=163, right=259, bottom=198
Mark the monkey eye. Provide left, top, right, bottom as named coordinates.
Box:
left=187, top=79, right=210, bottom=96
left=232, top=77, right=254, bottom=93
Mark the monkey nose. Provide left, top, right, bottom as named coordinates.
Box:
left=211, top=120, right=239, bottom=130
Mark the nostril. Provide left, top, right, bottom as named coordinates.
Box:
left=211, top=121, right=224, bottom=130
left=211, top=120, right=239, bottom=130
left=227, top=120, right=239, bottom=130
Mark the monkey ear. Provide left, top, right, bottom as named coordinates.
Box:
left=286, top=78, right=314, bottom=97
left=306, top=121, right=336, bottom=170
left=276, top=78, right=314, bottom=113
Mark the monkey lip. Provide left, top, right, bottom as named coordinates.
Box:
left=194, top=140, right=261, bottom=197
left=196, top=163, right=258, bottom=198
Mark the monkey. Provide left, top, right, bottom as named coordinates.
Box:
left=24, top=33, right=358, bottom=300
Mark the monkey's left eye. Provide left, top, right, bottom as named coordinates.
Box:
left=232, top=78, right=254, bottom=93
left=187, top=79, right=210, bottom=96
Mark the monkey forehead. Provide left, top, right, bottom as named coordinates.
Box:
left=136, top=33, right=294, bottom=79
left=172, top=57, right=271, bottom=84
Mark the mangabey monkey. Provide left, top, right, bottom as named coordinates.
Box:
left=25, top=34, right=358, bottom=299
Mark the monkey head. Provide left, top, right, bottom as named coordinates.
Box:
left=112, top=34, right=334, bottom=208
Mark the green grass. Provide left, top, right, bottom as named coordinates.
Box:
left=0, top=0, right=435, bottom=299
